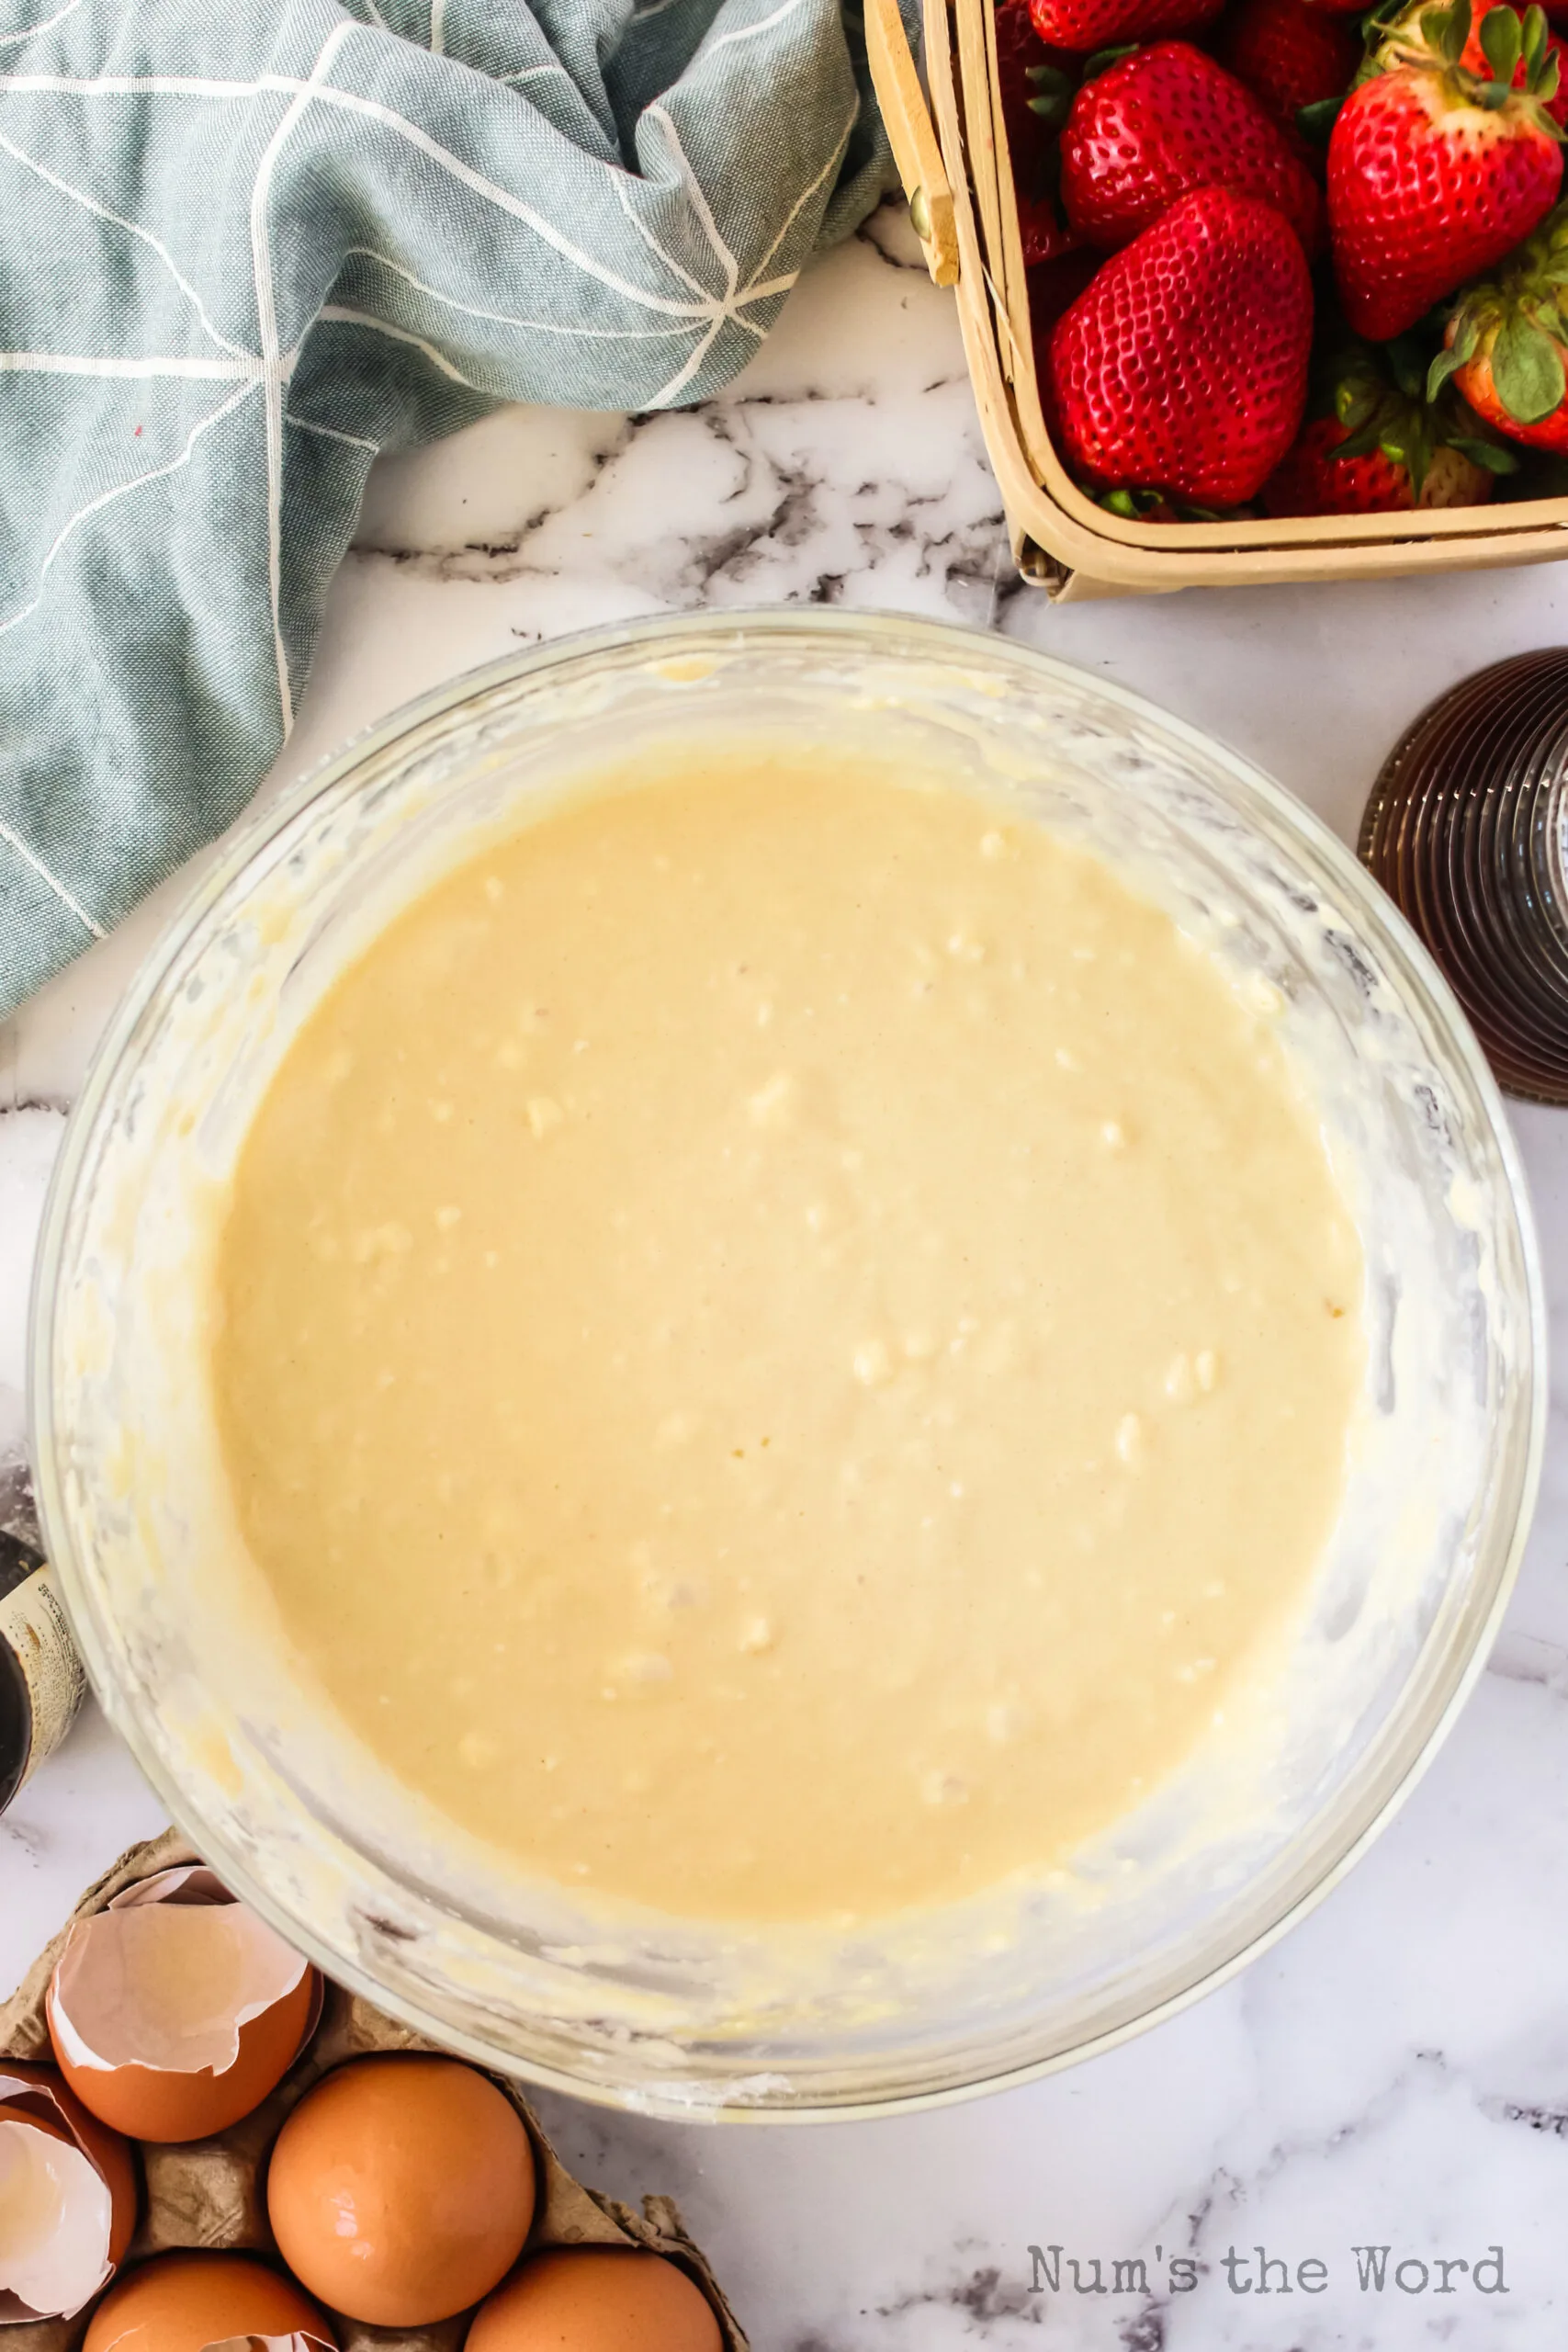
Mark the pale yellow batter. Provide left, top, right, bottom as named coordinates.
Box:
left=212, top=754, right=1364, bottom=1925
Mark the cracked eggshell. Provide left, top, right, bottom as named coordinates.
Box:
left=0, top=2062, right=138, bottom=2323
left=80, top=2251, right=337, bottom=2351
left=209, top=2340, right=330, bottom=2351
left=465, top=2251, right=726, bottom=2352
left=46, top=1869, right=321, bottom=2144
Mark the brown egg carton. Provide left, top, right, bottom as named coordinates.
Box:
left=0, top=1831, right=748, bottom=2352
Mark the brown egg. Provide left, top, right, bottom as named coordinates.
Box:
left=265, top=2054, right=536, bottom=2324
left=466, top=2250, right=725, bottom=2352
left=48, top=1964, right=318, bottom=2144
left=82, top=2251, right=336, bottom=2350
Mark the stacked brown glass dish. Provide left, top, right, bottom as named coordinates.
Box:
left=1360, top=650, right=1568, bottom=1108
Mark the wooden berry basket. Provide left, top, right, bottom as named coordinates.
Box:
left=865, top=0, right=1568, bottom=596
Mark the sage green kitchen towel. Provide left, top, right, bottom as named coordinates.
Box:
left=0, top=0, right=904, bottom=1014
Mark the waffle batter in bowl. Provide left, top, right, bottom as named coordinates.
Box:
left=33, top=615, right=1543, bottom=2115
left=212, top=753, right=1363, bottom=1928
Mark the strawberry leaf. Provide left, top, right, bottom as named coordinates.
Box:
left=1419, top=3, right=1454, bottom=53
left=1522, top=3, right=1549, bottom=75
left=1492, top=308, right=1567, bottom=419
left=1298, top=94, right=1346, bottom=140
left=1335, top=412, right=1389, bottom=458
left=1384, top=335, right=1427, bottom=400
left=1026, top=62, right=1077, bottom=121
left=1427, top=345, right=1466, bottom=397
left=1080, top=41, right=1137, bottom=77
left=1435, top=0, right=1473, bottom=62
left=1385, top=428, right=1431, bottom=497
left=1450, top=434, right=1521, bottom=469
left=1480, top=5, right=1522, bottom=85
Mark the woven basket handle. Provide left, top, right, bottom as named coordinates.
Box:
left=864, top=0, right=960, bottom=287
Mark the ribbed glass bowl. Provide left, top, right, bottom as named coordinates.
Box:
left=30, top=612, right=1546, bottom=2120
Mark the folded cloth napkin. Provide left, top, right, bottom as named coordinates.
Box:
left=0, top=0, right=902, bottom=1017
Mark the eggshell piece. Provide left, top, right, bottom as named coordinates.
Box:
left=0, top=2064, right=138, bottom=2323
left=47, top=1871, right=319, bottom=2143
left=465, top=2250, right=724, bottom=2352
left=265, top=2054, right=536, bottom=2325
left=0, top=2110, right=113, bottom=2323
left=207, top=2338, right=329, bottom=2351
left=48, top=1966, right=317, bottom=2144
left=0, top=2065, right=139, bottom=2267
left=208, top=2339, right=325, bottom=2351
left=81, top=2251, right=337, bottom=2351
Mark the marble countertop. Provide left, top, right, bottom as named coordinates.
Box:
left=3, top=199, right=1567, bottom=2351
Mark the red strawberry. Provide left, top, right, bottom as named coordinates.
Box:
left=1297, top=0, right=1370, bottom=14
left=1263, top=414, right=1501, bottom=504
left=1261, top=339, right=1512, bottom=507
left=1060, top=41, right=1325, bottom=250
left=1216, top=0, right=1361, bottom=127
left=1045, top=183, right=1314, bottom=501
left=1014, top=189, right=1100, bottom=338
left=1433, top=196, right=1568, bottom=446
left=1328, top=0, right=1563, bottom=340
left=1017, top=189, right=1100, bottom=333
left=1027, top=0, right=1221, bottom=56
left=1016, top=188, right=1086, bottom=263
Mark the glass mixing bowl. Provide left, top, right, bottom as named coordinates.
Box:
left=31, top=612, right=1545, bottom=2120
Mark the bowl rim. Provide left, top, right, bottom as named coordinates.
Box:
left=28, top=605, right=1551, bottom=2122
